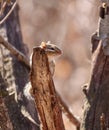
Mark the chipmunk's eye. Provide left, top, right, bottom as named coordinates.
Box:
left=51, top=48, right=55, bottom=50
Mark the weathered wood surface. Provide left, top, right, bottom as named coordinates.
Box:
left=30, top=47, right=65, bottom=130
left=80, top=0, right=109, bottom=129
left=81, top=42, right=109, bottom=130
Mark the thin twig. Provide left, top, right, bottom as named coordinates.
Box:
left=57, top=93, right=80, bottom=129
left=0, top=0, right=4, bottom=14
left=0, top=1, right=17, bottom=25
left=0, top=1, right=7, bottom=16
left=0, top=35, right=30, bottom=70
left=0, top=35, right=80, bottom=128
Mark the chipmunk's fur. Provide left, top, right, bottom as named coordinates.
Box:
left=22, top=42, right=62, bottom=125
left=40, top=41, right=62, bottom=75
left=25, top=41, right=62, bottom=99
left=29, top=41, right=62, bottom=75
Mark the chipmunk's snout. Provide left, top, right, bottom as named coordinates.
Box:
left=40, top=41, right=62, bottom=57
left=55, top=47, right=62, bottom=55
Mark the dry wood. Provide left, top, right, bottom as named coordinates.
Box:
left=80, top=1, right=109, bottom=129
left=0, top=35, right=80, bottom=128
left=30, top=47, right=65, bottom=130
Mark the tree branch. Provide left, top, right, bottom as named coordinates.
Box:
left=0, top=35, right=80, bottom=128
left=0, top=1, right=17, bottom=25
left=0, top=35, right=30, bottom=70
left=80, top=1, right=109, bottom=129
left=57, top=93, right=80, bottom=130
left=30, top=47, right=65, bottom=130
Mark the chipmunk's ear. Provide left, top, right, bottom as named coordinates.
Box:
left=40, top=42, right=47, bottom=48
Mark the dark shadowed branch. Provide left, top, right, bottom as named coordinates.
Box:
left=57, top=93, right=80, bottom=130
left=0, top=35, right=30, bottom=70
left=0, top=1, right=17, bottom=25
left=80, top=1, right=109, bottom=130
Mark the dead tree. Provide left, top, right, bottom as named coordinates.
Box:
left=30, top=47, right=65, bottom=130
left=0, top=1, right=80, bottom=130
left=0, top=1, right=40, bottom=130
left=80, top=1, right=109, bottom=130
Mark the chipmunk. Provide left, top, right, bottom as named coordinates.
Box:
left=24, top=41, right=62, bottom=100
left=22, top=41, right=62, bottom=125
left=40, top=41, right=62, bottom=75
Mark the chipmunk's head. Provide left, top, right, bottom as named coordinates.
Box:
left=40, top=41, right=62, bottom=59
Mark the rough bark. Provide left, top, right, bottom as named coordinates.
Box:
left=30, top=47, right=65, bottom=130
left=80, top=1, right=109, bottom=130
left=0, top=2, right=40, bottom=130
left=80, top=42, right=109, bottom=130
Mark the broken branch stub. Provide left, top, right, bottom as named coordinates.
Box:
left=0, top=35, right=80, bottom=128
left=98, top=1, right=109, bottom=55
left=30, top=47, right=65, bottom=130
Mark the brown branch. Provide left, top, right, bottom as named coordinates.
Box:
left=57, top=93, right=80, bottom=130
left=0, top=35, right=80, bottom=128
left=0, top=35, right=30, bottom=70
left=30, top=47, right=65, bottom=130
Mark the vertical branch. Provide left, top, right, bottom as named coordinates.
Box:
left=80, top=1, right=109, bottom=130
left=0, top=35, right=81, bottom=129
left=30, top=47, right=65, bottom=130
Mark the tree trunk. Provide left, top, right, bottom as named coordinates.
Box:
left=0, top=3, right=40, bottom=130
left=80, top=42, right=109, bottom=130
left=80, top=1, right=109, bottom=130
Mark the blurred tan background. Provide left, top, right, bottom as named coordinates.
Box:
left=18, top=0, right=100, bottom=129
